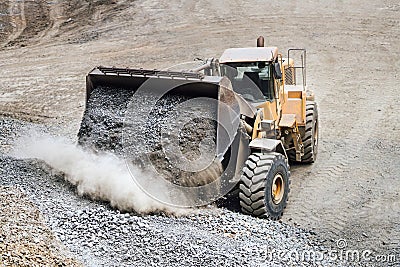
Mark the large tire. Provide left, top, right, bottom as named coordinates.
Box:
left=239, top=152, right=290, bottom=220
left=302, top=101, right=319, bottom=163
left=288, top=101, right=319, bottom=163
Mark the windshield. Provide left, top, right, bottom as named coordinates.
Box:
left=220, top=62, right=274, bottom=102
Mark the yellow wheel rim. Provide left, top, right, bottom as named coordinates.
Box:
left=272, top=173, right=284, bottom=204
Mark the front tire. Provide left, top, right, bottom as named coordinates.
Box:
left=239, top=152, right=290, bottom=220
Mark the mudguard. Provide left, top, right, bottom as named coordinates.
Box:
left=249, top=138, right=287, bottom=158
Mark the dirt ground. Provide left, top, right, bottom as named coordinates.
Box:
left=1, top=0, right=399, bottom=261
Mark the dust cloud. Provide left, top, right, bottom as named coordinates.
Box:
left=12, top=131, right=189, bottom=216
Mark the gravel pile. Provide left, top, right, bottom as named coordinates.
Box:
left=0, top=186, right=82, bottom=266
left=77, top=86, right=221, bottom=187
left=0, top=116, right=352, bottom=266
left=77, top=86, right=134, bottom=154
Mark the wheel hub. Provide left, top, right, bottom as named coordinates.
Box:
left=272, top=173, right=284, bottom=204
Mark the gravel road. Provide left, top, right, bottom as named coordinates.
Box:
left=1, top=118, right=350, bottom=266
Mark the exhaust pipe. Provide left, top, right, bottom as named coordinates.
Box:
left=257, top=36, right=265, bottom=47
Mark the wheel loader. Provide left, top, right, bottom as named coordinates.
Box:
left=78, top=36, right=318, bottom=220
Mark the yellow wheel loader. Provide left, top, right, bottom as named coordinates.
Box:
left=78, top=36, right=318, bottom=220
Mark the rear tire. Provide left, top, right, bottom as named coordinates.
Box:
left=239, top=152, right=290, bottom=220
left=302, top=102, right=319, bottom=163
left=288, top=101, right=319, bottom=163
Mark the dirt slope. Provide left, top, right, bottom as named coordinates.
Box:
left=0, top=0, right=399, bottom=264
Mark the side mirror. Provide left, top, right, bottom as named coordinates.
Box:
left=274, top=63, right=282, bottom=79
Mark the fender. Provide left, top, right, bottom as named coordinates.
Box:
left=249, top=138, right=288, bottom=158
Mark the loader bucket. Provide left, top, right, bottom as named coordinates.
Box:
left=81, top=66, right=240, bottom=154
left=85, top=67, right=220, bottom=104
left=78, top=67, right=244, bottom=205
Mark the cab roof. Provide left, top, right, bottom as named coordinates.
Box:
left=219, top=47, right=278, bottom=64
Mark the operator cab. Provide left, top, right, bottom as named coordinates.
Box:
left=220, top=61, right=274, bottom=102
left=219, top=47, right=279, bottom=103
